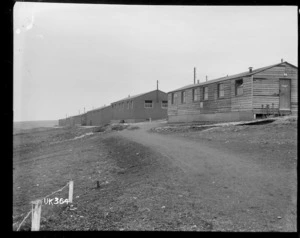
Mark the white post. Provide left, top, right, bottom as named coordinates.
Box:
left=31, top=200, right=42, bottom=231
left=69, top=181, right=74, bottom=203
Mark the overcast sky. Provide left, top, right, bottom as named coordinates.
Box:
left=13, top=3, right=297, bottom=121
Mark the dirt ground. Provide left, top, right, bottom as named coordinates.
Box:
left=13, top=117, right=297, bottom=231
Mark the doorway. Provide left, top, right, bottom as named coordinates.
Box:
left=279, top=79, right=291, bottom=111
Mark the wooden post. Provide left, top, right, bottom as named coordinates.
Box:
left=69, top=181, right=74, bottom=203
left=266, top=104, right=269, bottom=117
left=31, top=200, right=42, bottom=231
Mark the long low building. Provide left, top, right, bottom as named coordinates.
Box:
left=110, top=89, right=168, bottom=123
left=86, top=105, right=112, bottom=126
left=58, top=88, right=168, bottom=126
left=167, top=61, right=298, bottom=123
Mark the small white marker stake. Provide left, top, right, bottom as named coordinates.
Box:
left=31, top=200, right=42, bottom=231
left=69, top=181, right=74, bottom=203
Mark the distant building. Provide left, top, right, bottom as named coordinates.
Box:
left=58, top=89, right=168, bottom=126
left=58, top=118, right=66, bottom=126
left=86, top=106, right=112, bottom=126
left=168, top=61, right=298, bottom=123
left=110, top=89, right=168, bottom=123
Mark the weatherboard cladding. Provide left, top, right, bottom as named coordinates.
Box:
left=168, top=61, right=298, bottom=122
left=111, top=90, right=168, bottom=122
left=168, top=62, right=297, bottom=94
left=61, top=89, right=168, bottom=126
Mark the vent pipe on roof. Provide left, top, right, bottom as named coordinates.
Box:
left=249, top=67, right=253, bottom=73
left=194, top=67, right=196, bottom=84
left=197, top=80, right=200, bottom=84
left=157, top=80, right=159, bottom=90
left=281, top=59, right=284, bottom=63
left=206, top=75, right=208, bottom=82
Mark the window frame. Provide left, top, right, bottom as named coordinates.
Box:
left=161, top=100, right=168, bottom=109
left=235, top=79, right=244, bottom=96
left=144, top=100, right=153, bottom=108
left=193, top=87, right=200, bottom=101
left=218, top=83, right=225, bottom=98
left=203, top=86, right=208, bottom=101
left=181, top=91, right=186, bottom=104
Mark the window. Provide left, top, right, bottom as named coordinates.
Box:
left=161, top=100, right=168, bottom=109
left=204, top=87, right=208, bottom=100
left=218, top=83, right=225, bottom=98
left=144, top=100, right=153, bottom=108
left=193, top=88, right=199, bottom=101
left=181, top=91, right=186, bottom=104
left=171, top=93, right=174, bottom=104
left=235, top=79, right=243, bottom=96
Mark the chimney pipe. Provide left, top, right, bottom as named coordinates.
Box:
left=194, top=67, right=196, bottom=84
left=206, top=75, right=208, bottom=82
left=281, top=58, right=283, bottom=63
left=197, top=80, right=199, bottom=84
left=249, top=67, right=253, bottom=73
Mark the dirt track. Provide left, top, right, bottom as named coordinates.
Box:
left=115, top=120, right=297, bottom=231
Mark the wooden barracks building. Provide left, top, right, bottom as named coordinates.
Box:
left=167, top=60, right=298, bottom=123
left=110, top=89, right=168, bottom=123
left=59, top=88, right=168, bottom=127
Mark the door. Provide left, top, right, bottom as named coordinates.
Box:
left=279, top=79, right=291, bottom=110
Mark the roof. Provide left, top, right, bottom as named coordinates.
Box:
left=168, top=61, right=297, bottom=93
left=87, top=105, right=111, bottom=113
left=111, top=89, right=165, bottom=104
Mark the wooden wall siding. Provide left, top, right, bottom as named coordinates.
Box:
left=167, top=93, right=178, bottom=116
left=253, top=64, right=298, bottom=113
left=285, top=65, right=298, bottom=113
left=252, top=78, right=279, bottom=109
left=253, top=79, right=279, bottom=96
left=253, top=66, right=286, bottom=78
left=231, top=76, right=253, bottom=111
left=197, top=80, right=232, bottom=114
left=112, top=90, right=167, bottom=121
left=168, top=80, right=234, bottom=116
left=173, top=88, right=201, bottom=115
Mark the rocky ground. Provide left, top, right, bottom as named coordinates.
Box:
left=13, top=116, right=297, bottom=231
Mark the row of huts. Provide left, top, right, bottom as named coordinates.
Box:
left=58, top=89, right=168, bottom=127
left=59, top=60, right=297, bottom=126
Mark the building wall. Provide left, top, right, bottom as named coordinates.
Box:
left=58, top=119, right=66, bottom=126
left=168, top=63, right=297, bottom=123
left=231, top=76, right=253, bottom=112
left=73, top=115, right=82, bottom=126
left=86, top=106, right=112, bottom=126
left=168, top=77, right=253, bottom=123
left=252, top=64, right=298, bottom=115
left=111, top=90, right=168, bottom=122
left=132, top=90, right=168, bottom=121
